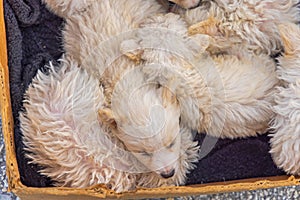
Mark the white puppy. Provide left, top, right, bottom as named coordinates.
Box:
left=20, top=59, right=199, bottom=192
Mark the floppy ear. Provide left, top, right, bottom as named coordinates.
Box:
left=98, top=108, right=117, bottom=129
left=161, top=86, right=178, bottom=107
left=187, top=33, right=211, bottom=55
left=120, top=39, right=144, bottom=64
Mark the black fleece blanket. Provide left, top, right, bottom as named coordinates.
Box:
left=4, top=0, right=285, bottom=188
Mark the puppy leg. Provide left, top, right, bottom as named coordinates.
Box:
left=270, top=82, right=300, bottom=174
left=210, top=52, right=277, bottom=139
left=270, top=22, right=300, bottom=174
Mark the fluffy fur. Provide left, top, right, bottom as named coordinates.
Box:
left=270, top=22, right=300, bottom=175
left=122, top=14, right=279, bottom=138
left=38, top=0, right=200, bottom=189
left=20, top=60, right=199, bottom=192
left=183, top=0, right=299, bottom=55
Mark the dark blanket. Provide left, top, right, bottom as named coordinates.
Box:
left=4, top=0, right=285, bottom=188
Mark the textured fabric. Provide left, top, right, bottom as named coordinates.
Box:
left=4, top=0, right=284, bottom=188
left=4, top=0, right=63, bottom=187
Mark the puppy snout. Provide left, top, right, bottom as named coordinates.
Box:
left=160, top=169, right=175, bottom=179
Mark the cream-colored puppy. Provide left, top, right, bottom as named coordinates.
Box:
left=20, top=60, right=199, bottom=192
left=270, top=22, right=300, bottom=175
left=99, top=66, right=200, bottom=181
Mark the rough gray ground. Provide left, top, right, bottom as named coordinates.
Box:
left=0, top=119, right=19, bottom=200
left=0, top=117, right=299, bottom=200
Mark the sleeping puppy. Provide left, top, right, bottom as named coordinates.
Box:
left=20, top=59, right=200, bottom=192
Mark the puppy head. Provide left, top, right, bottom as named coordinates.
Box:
left=99, top=80, right=182, bottom=178
left=121, top=92, right=182, bottom=179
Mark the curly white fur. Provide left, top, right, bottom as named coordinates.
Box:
left=184, top=0, right=299, bottom=55
left=270, top=22, right=300, bottom=175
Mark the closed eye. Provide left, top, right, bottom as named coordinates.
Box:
left=167, top=141, right=175, bottom=149
left=140, top=151, right=152, bottom=157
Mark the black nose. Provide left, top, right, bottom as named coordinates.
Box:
left=160, top=169, right=175, bottom=179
